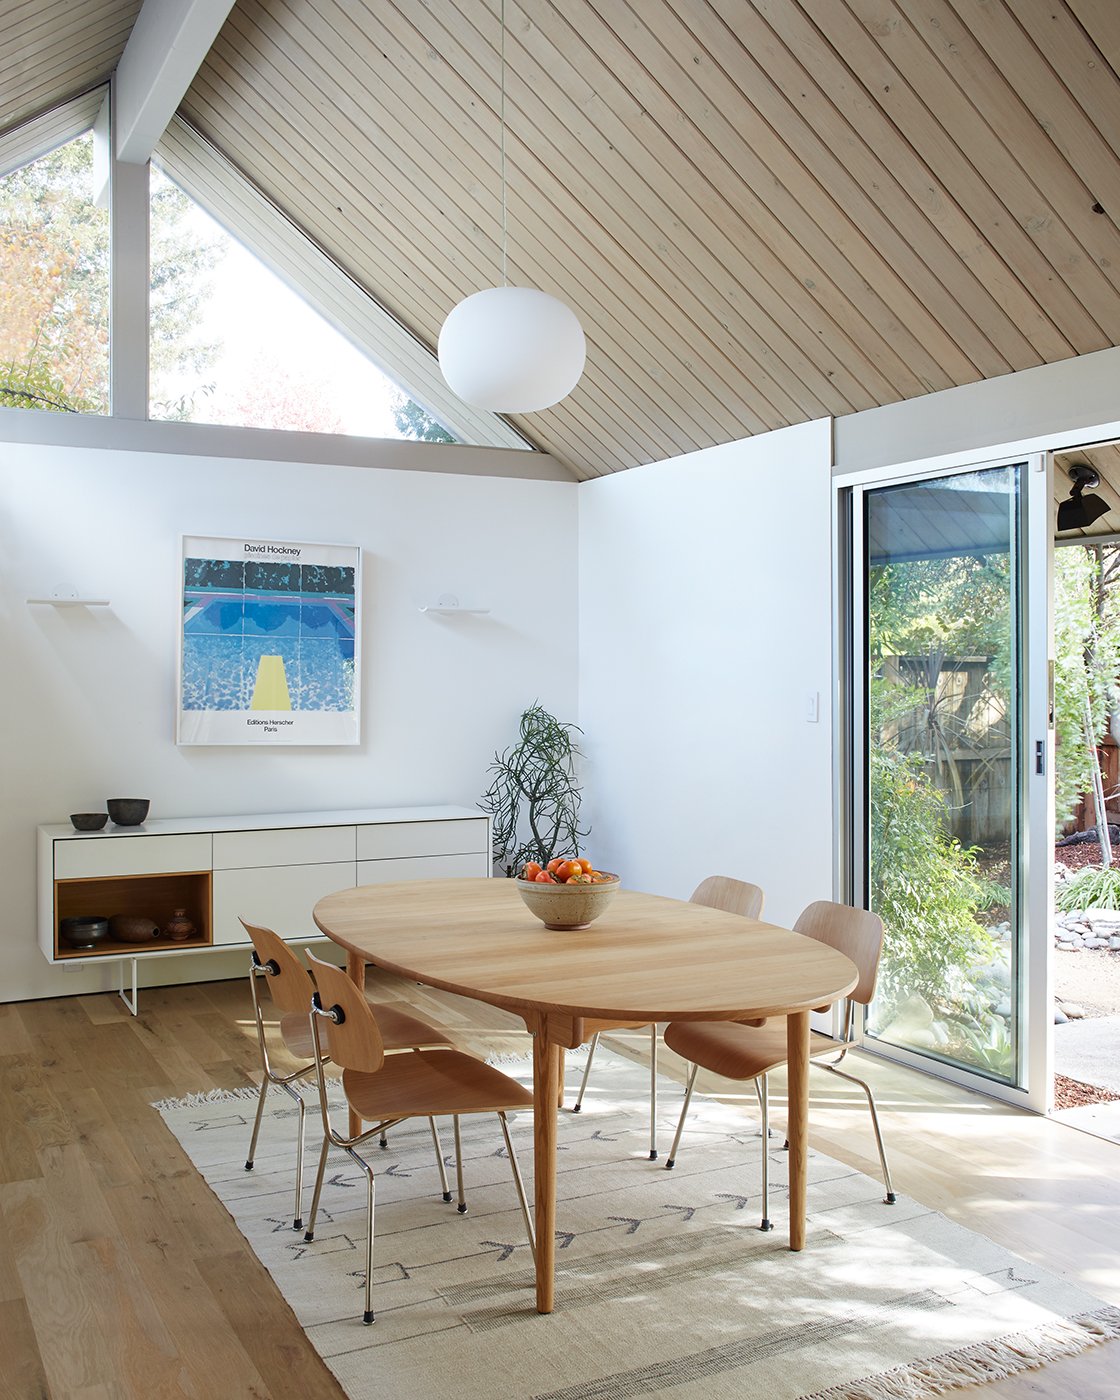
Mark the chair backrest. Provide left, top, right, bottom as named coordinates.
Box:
left=793, top=900, right=884, bottom=1005
left=240, top=919, right=314, bottom=1016
left=305, top=950, right=385, bottom=1073
left=690, top=875, right=765, bottom=921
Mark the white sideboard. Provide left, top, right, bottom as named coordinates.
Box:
left=38, top=806, right=491, bottom=984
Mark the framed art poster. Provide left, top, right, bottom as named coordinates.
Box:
left=177, top=535, right=361, bottom=745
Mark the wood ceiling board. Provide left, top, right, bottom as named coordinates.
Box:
left=838, top=0, right=1119, bottom=343
left=805, top=1, right=1094, bottom=356
left=1067, top=0, right=1120, bottom=76
left=0, top=0, right=139, bottom=133
left=743, top=0, right=1046, bottom=373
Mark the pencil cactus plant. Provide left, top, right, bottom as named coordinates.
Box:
left=479, top=703, right=589, bottom=876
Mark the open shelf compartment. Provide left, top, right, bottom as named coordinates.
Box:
left=54, top=871, right=212, bottom=959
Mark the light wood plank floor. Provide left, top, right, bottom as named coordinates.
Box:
left=1, top=974, right=1117, bottom=1399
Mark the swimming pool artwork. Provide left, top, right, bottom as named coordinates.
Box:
left=177, top=535, right=361, bottom=745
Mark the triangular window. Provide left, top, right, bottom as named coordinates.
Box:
left=148, top=166, right=456, bottom=442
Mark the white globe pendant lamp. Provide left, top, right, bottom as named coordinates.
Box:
left=438, top=286, right=585, bottom=413
left=437, top=1, right=585, bottom=414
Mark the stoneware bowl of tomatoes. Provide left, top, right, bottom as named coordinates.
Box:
left=515, top=857, right=620, bottom=930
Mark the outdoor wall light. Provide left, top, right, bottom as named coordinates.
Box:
left=1057, top=464, right=1110, bottom=531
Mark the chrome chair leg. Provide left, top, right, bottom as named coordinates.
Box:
left=345, top=1145, right=377, bottom=1325
left=572, top=1031, right=600, bottom=1112
left=303, top=1134, right=332, bottom=1242
left=649, top=1023, right=658, bottom=1160
left=452, top=1115, right=468, bottom=1213
left=813, top=1060, right=897, bottom=1203
left=757, top=1073, right=773, bottom=1232
left=280, top=1081, right=308, bottom=1230
left=665, top=1062, right=699, bottom=1169
left=244, top=1077, right=270, bottom=1171
left=430, top=1117, right=452, bottom=1201
left=498, top=1111, right=536, bottom=1261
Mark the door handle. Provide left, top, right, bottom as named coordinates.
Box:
left=1035, top=740, right=1045, bottom=775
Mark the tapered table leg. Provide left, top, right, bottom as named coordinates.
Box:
left=786, top=1009, right=810, bottom=1251
left=346, top=951, right=366, bottom=1138
left=533, top=1031, right=559, bottom=1313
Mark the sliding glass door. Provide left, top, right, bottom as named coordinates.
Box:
left=844, top=457, right=1052, bottom=1106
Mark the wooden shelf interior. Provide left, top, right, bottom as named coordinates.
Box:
left=55, top=871, right=212, bottom=959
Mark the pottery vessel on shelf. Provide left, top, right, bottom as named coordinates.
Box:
left=60, top=915, right=109, bottom=949
left=107, top=798, right=150, bottom=826
left=70, top=812, right=108, bottom=832
left=163, top=908, right=195, bottom=942
left=109, top=914, right=159, bottom=944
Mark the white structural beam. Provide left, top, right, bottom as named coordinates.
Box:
left=115, top=0, right=235, bottom=164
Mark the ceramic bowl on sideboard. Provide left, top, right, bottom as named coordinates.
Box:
left=106, top=798, right=150, bottom=826
left=109, top=914, right=159, bottom=944
left=70, top=812, right=108, bottom=832
left=515, top=874, right=620, bottom=930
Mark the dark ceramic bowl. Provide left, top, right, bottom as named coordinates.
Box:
left=60, top=915, right=109, bottom=949
left=70, top=812, right=108, bottom=832
left=107, top=798, right=150, bottom=826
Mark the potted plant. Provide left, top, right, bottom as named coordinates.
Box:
left=479, top=703, right=589, bottom=876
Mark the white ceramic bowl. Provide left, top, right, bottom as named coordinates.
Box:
left=515, top=874, right=620, bottom=930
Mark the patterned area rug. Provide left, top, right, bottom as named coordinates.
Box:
left=155, top=1049, right=1119, bottom=1400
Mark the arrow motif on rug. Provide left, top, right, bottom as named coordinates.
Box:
left=607, top=1216, right=643, bottom=1234
left=662, top=1204, right=698, bottom=1222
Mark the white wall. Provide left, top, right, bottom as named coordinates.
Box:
left=577, top=419, right=834, bottom=929
left=1, top=442, right=578, bottom=1001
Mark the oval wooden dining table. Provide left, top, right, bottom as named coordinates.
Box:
left=313, top=878, right=858, bottom=1314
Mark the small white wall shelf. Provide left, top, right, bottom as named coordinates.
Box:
left=27, top=593, right=111, bottom=608
left=419, top=593, right=490, bottom=615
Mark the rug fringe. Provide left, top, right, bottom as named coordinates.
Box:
left=802, top=1305, right=1120, bottom=1400
left=151, top=1084, right=273, bottom=1110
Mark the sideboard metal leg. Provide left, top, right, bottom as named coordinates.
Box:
left=117, top=957, right=139, bottom=1015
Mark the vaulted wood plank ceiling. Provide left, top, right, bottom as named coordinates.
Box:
left=4, top=1, right=1120, bottom=480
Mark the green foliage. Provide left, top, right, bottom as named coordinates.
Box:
left=1053, top=545, right=1120, bottom=834
left=868, top=737, right=997, bottom=1027
left=391, top=392, right=456, bottom=443
left=479, top=704, right=589, bottom=877
left=1054, top=866, right=1120, bottom=912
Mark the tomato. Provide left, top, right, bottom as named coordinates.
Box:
left=523, top=861, right=542, bottom=881
left=534, top=870, right=557, bottom=883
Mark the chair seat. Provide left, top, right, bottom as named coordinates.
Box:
left=663, top=1019, right=842, bottom=1083
left=278, top=999, right=451, bottom=1060
left=343, top=1049, right=534, bottom=1121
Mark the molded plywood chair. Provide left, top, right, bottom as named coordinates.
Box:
left=663, top=900, right=895, bottom=1231
left=241, top=920, right=456, bottom=1230
left=570, top=875, right=765, bottom=1158
left=302, top=950, right=536, bottom=1325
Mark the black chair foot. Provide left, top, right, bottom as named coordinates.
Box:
left=293, top=1217, right=302, bottom=1231
left=304, top=1230, right=315, bottom=1243
left=759, top=1218, right=774, bottom=1232
left=442, top=1190, right=453, bottom=1202
left=362, top=1310, right=375, bottom=1325
left=379, top=1137, right=388, bottom=1150
left=665, top=1157, right=675, bottom=1169
left=457, top=1202, right=468, bottom=1215
left=649, top=1149, right=658, bottom=1160
left=885, top=1192, right=897, bottom=1204
left=244, top=1160, right=254, bottom=1170
left=572, top=1103, right=582, bottom=1113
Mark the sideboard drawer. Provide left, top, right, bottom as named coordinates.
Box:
left=212, top=862, right=356, bottom=945
left=357, top=852, right=488, bottom=884
left=55, top=834, right=212, bottom=880
left=213, top=825, right=355, bottom=870
left=356, top=818, right=488, bottom=861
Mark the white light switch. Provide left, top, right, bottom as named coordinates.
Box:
left=806, top=691, right=819, bottom=724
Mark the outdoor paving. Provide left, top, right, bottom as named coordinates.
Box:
left=1053, top=1014, right=1120, bottom=1093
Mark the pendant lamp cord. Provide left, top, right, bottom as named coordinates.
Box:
left=500, top=0, right=508, bottom=287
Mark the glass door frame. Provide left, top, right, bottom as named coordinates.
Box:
left=834, top=451, right=1054, bottom=1113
